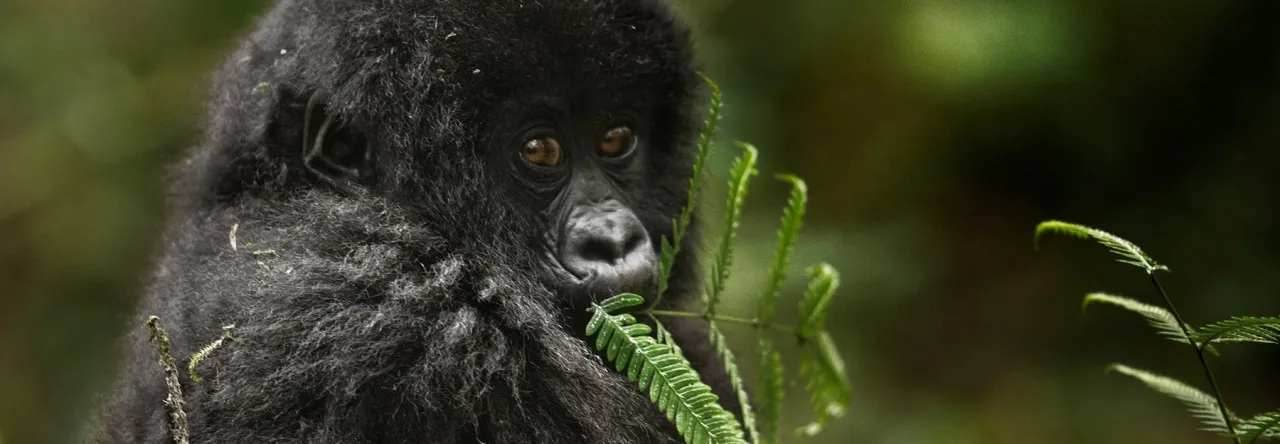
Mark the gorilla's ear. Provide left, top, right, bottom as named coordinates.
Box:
left=299, top=90, right=374, bottom=190
left=266, top=88, right=374, bottom=191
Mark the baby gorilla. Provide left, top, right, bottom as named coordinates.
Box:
left=92, top=0, right=738, bottom=443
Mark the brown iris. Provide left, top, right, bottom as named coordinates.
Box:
left=599, top=126, right=635, bottom=157
left=521, top=136, right=562, bottom=166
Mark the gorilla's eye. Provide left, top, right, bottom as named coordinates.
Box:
left=521, top=136, right=562, bottom=166
left=599, top=126, right=636, bottom=157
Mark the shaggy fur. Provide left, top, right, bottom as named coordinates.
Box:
left=93, top=0, right=736, bottom=443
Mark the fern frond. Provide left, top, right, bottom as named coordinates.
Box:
left=1237, top=411, right=1280, bottom=443
left=1107, top=364, right=1236, bottom=433
left=757, top=174, right=807, bottom=324
left=797, top=331, right=851, bottom=437
left=798, top=264, right=840, bottom=336
left=587, top=294, right=747, bottom=444
left=796, top=264, right=847, bottom=436
left=1034, top=220, right=1169, bottom=274
left=706, top=143, right=758, bottom=314
left=654, top=317, right=684, bottom=355
left=188, top=325, right=235, bottom=383
left=709, top=322, right=759, bottom=443
left=1194, top=316, right=1280, bottom=347
left=756, top=338, right=784, bottom=444
left=654, top=75, right=722, bottom=308
left=1081, top=293, right=1208, bottom=351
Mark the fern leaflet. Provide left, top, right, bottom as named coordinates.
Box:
left=756, top=338, right=785, bottom=444
left=797, top=331, right=851, bottom=436
left=706, top=143, right=757, bottom=314
left=587, top=294, right=747, bottom=444
left=1193, top=316, right=1280, bottom=347
left=654, top=317, right=684, bottom=355
left=794, top=264, right=848, bottom=435
left=1237, top=411, right=1280, bottom=443
left=708, top=322, right=758, bottom=443
left=653, top=74, right=722, bottom=309
left=1034, top=220, right=1168, bottom=274
left=798, top=264, right=840, bottom=337
left=757, top=174, right=807, bottom=324
left=1082, top=293, right=1206, bottom=350
left=1108, top=364, right=1237, bottom=433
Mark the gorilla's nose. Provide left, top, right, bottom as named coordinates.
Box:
left=560, top=205, right=657, bottom=295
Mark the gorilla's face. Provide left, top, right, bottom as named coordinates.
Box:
left=484, top=88, right=666, bottom=308
left=269, top=1, right=697, bottom=312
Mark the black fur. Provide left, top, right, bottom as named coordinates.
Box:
left=93, top=0, right=735, bottom=443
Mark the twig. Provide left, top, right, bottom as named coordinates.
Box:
left=648, top=309, right=797, bottom=333
left=144, top=316, right=189, bottom=444
left=1150, top=275, right=1239, bottom=444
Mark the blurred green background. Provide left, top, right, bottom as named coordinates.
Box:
left=2, top=0, right=1278, bottom=443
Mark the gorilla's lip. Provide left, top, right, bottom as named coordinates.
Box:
left=545, top=250, right=658, bottom=308
left=578, top=267, right=656, bottom=297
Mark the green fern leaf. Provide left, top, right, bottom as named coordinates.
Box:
left=587, top=295, right=747, bottom=444
left=757, top=174, right=807, bottom=324
left=756, top=338, right=785, bottom=444
left=1034, top=220, right=1169, bottom=274
left=1082, top=293, right=1206, bottom=351
left=1194, top=316, right=1280, bottom=347
left=798, top=264, right=840, bottom=337
left=708, top=322, right=759, bottom=443
left=707, top=143, right=758, bottom=314
left=797, top=331, right=851, bottom=437
left=654, top=317, right=685, bottom=355
left=187, top=325, right=235, bottom=383
left=1107, top=364, right=1237, bottom=433
left=1237, top=411, right=1280, bottom=443
left=655, top=74, right=723, bottom=308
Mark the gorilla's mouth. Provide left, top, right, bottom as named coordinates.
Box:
left=545, top=245, right=659, bottom=308
left=571, top=248, right=659, bottom=297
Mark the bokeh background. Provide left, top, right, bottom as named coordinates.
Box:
left=2, top=0, right=1278, bottom=443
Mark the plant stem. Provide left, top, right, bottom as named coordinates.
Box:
left=648, top=309, right=797, bottom=333
left=1149, top=274, right=1239, bottom=444
left=144, top=316, right=190, bottom=444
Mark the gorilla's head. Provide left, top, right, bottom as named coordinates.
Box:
left=191, top=0, right=701, bottom=312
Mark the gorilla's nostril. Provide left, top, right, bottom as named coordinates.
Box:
left=577, top=236, right=625, bottom=264
left=623, top=231, right=646, bottom=257
left=560, top=204, right=656, bottom=288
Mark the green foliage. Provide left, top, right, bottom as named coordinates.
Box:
left=797, top=331, right=851, bottom=437
left=1238, top=412, right=1280, bottom=442
left=1106, top=364, right=1235, bottom=433
left=794, top=265, right=850, bottom=436
left=757, top=175, right=807, bottom=325
left=655, top=318, right=684, bottom=355
left=753, top=174, right=805, bottom=444
left=653, top=74, right=722, bottom=309
left=1081, top=292, right=1202, bottom=349
left=587, top=294, right=747, bottom=444
left=187, top=325, right=235, bottom=383
left=1039, top=220, right=1280, bottom=443
left=706, top=143, right=758, bottom=314
left=798, top=264, right=840, bottom=337
left=755, top=339, right=785, bottom=444
left=1194, top=317, right=1280, bottom=347
left=709, top=322, right=759, bottom=442
left=1034, top=220, right=1168, bottom=274
left=585, top=76, right=850, bottom=443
